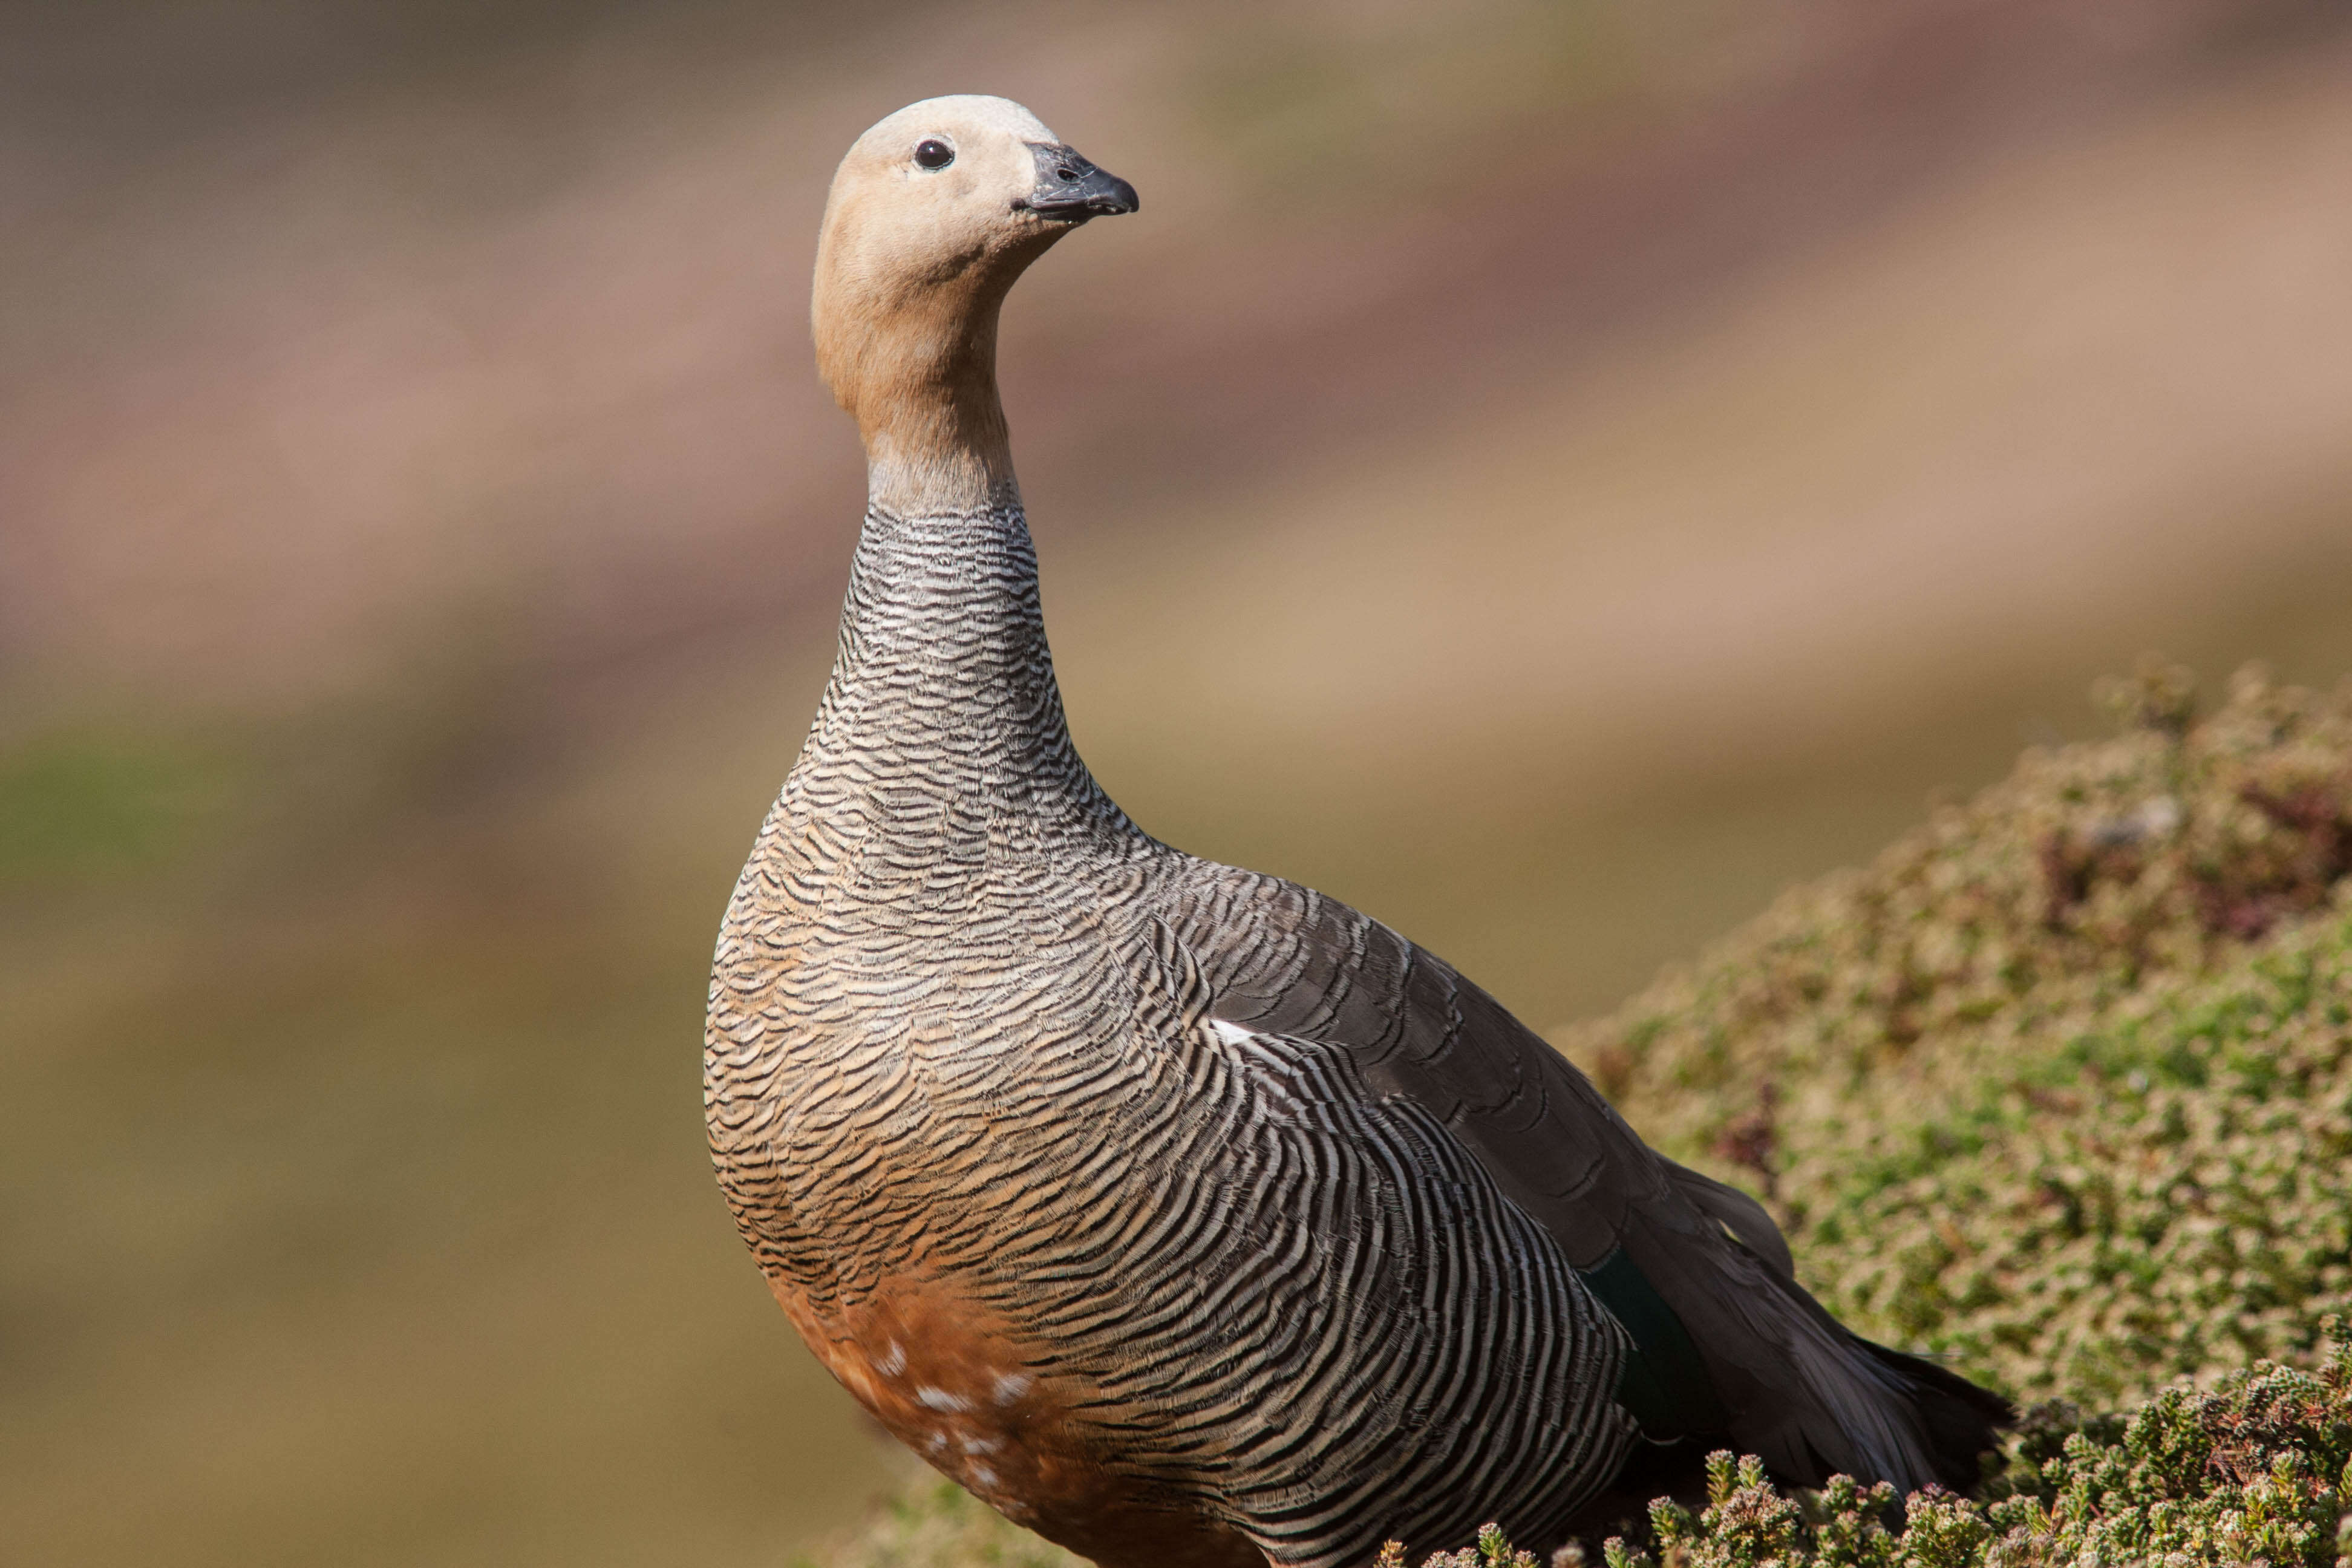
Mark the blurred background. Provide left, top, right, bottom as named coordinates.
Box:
left=5, top=1, right=2351, bottom=1564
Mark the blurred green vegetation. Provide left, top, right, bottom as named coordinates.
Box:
left=0, top=649, right=894, bottom=1566
left=0, top=726, right=240, bottom=886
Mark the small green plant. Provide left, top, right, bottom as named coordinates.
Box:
left=1452, top=1333, right=2352, bottom=1567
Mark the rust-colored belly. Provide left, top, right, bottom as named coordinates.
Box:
left=766, top=1269, right=1264, bottom=1568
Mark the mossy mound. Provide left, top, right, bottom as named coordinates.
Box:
left=1567, top=662, right=2352, bottom=1407
left=1431, top=1350, right=2352, bottom=1565
left=810, top=664, right=2352, bottom=1568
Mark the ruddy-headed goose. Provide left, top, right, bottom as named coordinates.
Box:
left=706, top=94, right=2006, bottom=1568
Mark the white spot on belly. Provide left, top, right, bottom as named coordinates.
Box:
left=874, top=1341, right=906, bottom=1377
left=961, top=1434, right=1000, bottom=1455
left=916, top=1385, right=972, bottom=1413
left=991, top=1371, right=1033, bottom=1405
left=971, top=1465, right=998, bottom=1489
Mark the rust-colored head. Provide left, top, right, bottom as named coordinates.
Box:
left=812, top=96, right=1137, bottom=512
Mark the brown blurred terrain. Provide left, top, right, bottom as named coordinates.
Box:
left=5, top=2, right=2351, bottom=1565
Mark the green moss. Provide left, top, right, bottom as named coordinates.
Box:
left=1572, top=661, right=2352, bottom=1407
left=1568, top=1347, right=2352, bottom=1567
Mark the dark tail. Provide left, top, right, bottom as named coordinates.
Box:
left=1604, top=1161, right=2015, bottom=1498
left=1858, top=1338, right=2016, bottom=1491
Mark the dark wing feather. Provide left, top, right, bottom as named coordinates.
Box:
left=1663, top=1157, right=1795, bottom=1280
left=1181, top=874, right=2008, bottom=1494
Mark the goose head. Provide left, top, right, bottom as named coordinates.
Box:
left=812, top=95, right=1137, bottom=509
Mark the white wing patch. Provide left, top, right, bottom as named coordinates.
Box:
left=1208, top=1016, right=1302, bottom=1074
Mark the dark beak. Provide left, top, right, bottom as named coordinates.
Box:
left=1021, top=143, right=1138, bottom=221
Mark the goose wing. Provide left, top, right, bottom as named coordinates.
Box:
left=1174, top=872, right=2008, bottom=1492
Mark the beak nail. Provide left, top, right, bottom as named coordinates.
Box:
left=1025, top=143, right=1138, bottom=220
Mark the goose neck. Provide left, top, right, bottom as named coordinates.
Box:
left=804, top=501, right=1095, bottom=808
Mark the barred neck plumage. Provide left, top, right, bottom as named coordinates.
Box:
left=796, top=494, right=1124, bottom=835
left=795, top=108, right=1132, bottom=842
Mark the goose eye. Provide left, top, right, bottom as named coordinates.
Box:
left=913, top=139, right=955, bottom=170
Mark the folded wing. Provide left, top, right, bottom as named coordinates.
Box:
left=1178, top=872, right=2008, bottom=1494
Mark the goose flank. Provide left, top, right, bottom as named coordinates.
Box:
left=705, top=95, right=2010, bottom=1568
